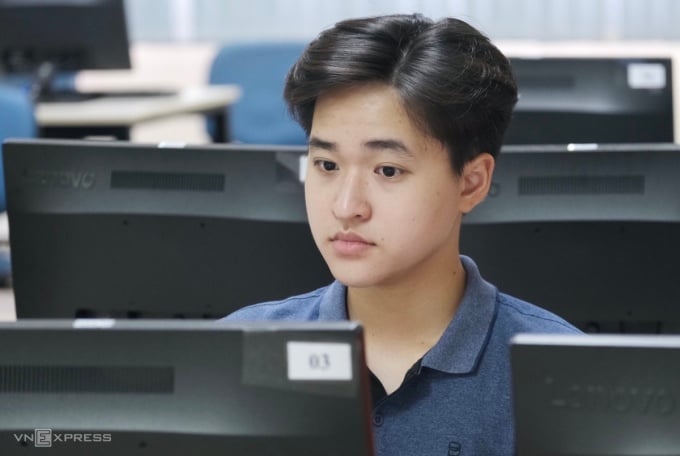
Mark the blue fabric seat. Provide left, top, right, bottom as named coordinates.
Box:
left=207, top=42, right=307, bottom=144
left=0, top=84, right=36, bottom=211
left=0, top=72, right=77, bottom=100
left=0, top=84, right=37, bottom=283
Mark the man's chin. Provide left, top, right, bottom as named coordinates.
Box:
left=330, top=268, right=385, bottom=289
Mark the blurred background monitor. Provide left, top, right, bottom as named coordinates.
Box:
left=461, top=143, right=680, bottom=334
left=0, top=319, right=374, bottom=455
left=4, top=139, right=332, bottom=319
left=512, top=333, right=680, bottom=456
left=505, top=57, right=674, bottom=144
left=0, top=0, right=131, bottom=100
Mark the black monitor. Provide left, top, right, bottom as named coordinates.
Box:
left=460, top=142, right=680, bottom=334
left=3, top=138, right=333, bottom=319
left=0, top=319, right=374, bottom=455
left=0, top=0, right=131, bottom=100
left=505, top=57, right=674, bottom=144
left=511, top=333, right=680, bottom=455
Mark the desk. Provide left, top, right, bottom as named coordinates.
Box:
left=35, top=85, right=241, bottom=142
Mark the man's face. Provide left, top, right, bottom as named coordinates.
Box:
left=305, top=83, right=468, bottom=289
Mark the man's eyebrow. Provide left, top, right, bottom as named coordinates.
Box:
left=364, top=139, right=415, bottom=158
left=309, top=136, right=415, bottom=159
left=308, top=136, right=336, bottom=151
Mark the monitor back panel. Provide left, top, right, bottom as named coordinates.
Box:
left=506, top=57, right=674, bottom=144
left=4, top=139, right=332, bottom=319
left=512, top=334, right=680, bottom=456
left=0, top=320, right=374, bottom=455
left=461, top=143, right=680, bottom=333
left=0, top=0, right=131, bottom=73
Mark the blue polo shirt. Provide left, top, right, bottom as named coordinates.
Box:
left=223, top=256, right=581, bottom=456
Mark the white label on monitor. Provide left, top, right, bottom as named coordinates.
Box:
left=298, top=154, right=308, bottom=182
left=73, top=318, right=116, bottom=329
left=627, top=63, right=666, bottom=89
left=157, top=142, right=187, bottom=148
left=287, top=341, right=352, bottom=381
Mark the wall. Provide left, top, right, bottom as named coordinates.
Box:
left=125, top=0, right=680, bottom=42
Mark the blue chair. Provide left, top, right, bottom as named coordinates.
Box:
left=207, top=42, right=307, bottom=144
left=0, top=84, right=37, bottom=283
left=1, top=72, right=78, bottom=101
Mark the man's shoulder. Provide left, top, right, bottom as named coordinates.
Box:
left=220, top=286, right=328, bottom=321
left=496, top=292, right=582, bottom=334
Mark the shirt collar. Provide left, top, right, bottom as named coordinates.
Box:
left=318, top=280, right=349, bottom=320
left=422, top=255, right=498, bottom=374
left=317, top=255, right=498, bottom=374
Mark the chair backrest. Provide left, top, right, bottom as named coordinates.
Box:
left=0, top=84, right=37, bottom=213
left=0, top=72, right=77, bottom=99
left=207, top=42, right=307, bottom=145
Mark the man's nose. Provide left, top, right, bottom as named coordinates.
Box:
left=332, top=172, right=371, bottom=221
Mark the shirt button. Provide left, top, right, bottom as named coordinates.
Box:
left=373, top=413, right=384, bottom=426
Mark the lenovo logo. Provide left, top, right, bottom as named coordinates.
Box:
left=550, top=382, right=676, bottom=417
left=24, top=169, right=96, bottom=189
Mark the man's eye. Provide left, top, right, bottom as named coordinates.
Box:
left=376, top=166, right=402, bottom=178
left=313, top=160, right=338, bottom=171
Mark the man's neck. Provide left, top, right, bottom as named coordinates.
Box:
left=346, top=257, right=467, bottom=394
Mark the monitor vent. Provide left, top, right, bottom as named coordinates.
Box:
left=0, top=366, right=174, bottom=393
left=518, top=175, right=645, bottom=195
left=111, top=171, right=225, bottom=192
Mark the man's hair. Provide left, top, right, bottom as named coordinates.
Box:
left=284, top=14, right=518, bottom=174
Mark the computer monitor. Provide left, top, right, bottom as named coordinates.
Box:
left=0, top=319, right=374, bottom=455
left=505, top=57, right=674, bottom=144
left=0, top=0, right=131, bottom=100
left=460, top=142, right=680, bottom=333
left=4, top=138, right=333, bottom=319
left=511, top=333, right=680, bottom=456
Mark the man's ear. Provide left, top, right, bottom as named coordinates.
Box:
left=459, top=153, right=495, bottom=214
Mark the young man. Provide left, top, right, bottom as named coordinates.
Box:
left=224, top=13, right=581, bottom=455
